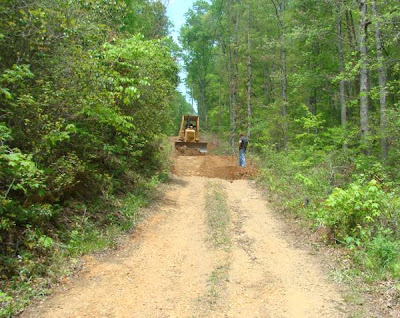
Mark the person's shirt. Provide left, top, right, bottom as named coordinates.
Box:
left=239, top=136, right=248, bottom=150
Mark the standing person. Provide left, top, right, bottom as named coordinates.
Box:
left=238, top=133, right=248, bottom=167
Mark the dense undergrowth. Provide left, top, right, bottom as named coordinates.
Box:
left=254, top=144, right=400, bottom=286
left=0, top=140, right=172, bottom=317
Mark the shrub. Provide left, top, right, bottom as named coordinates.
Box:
left=319, top=179, right=388, bottom=242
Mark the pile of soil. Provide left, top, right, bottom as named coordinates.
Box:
left=171, top=154, right=258, bottom=180
left=169, top=136, right=257, bottom=180
left=175, top=147, right=204, bottom=156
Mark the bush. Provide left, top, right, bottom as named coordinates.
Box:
left=314, top=176, right=400, bottom=280
left=319, top=179, right=388, bottom=243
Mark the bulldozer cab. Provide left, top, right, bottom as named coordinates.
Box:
left=185, top=121, right=196, bottom=129
left=175, top=115, right=207, bottom=154
left=178, top=115, right=200, bottom=142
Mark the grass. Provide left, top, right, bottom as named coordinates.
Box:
left=203, top=180, right=232, bottom=309
left=206, top=263, right=230, bottom=307
left=205, top=181, right=231, bottom=249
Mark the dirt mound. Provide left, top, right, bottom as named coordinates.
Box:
left=169, top=136, right=257, bottom=180
left=175, top=147, right=205, bottom=156
left=172, top=155, right=257, bottom=180
left=199, top=155, right=257, bottom=179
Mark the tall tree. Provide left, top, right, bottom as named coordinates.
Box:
left=359, top=0, right=370, bottom=155
left=336, top=1, right=347, bottom=151
left=246, top=1, right=253, bottom=139
left=372, top=0, right=388, bottom=160
left=180, top=1, right=214, bottom=127
left=270, top=0, right=288, bottom=149
left=227, top=0, right=241, bottom=146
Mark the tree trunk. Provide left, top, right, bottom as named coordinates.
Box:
left=281, top=46, right=288, bottom=149
left=218, top=78, right=222, bottom=130
left=198, top=78, right=207, bottom=128
left=359, top=0, right=370, bottom=155
left=345, top=10, right=356, bottom=52
left=345, top=9, right=360, bottom=100
left=345, top=9, right=358, bottom=51
left=227, top=46, right=236, bottom=148
left=337, top=7, right=347, bottom=151
left=263, top=65, right=272, bottom=103
left=246, top=3, right=252, bottom=139
left=230, top=3, right=240, bottom=148
left=281, top=48, right=287, bottom=117
left=190, top=84, right=194, bottom=112
left=280, top=1, right=288, bottom=149
left=372, top=0, right=388, bottom=161
left=271, top=0, right=288, bottom=149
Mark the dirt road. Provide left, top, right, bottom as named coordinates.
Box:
left=21, top=154, right=348, bottom=318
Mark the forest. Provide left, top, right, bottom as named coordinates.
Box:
left=1, top=0, right=400, bottom=316
left=181, top=0, right=400, bottom=283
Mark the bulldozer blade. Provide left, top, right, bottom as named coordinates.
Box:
left=175, top=141, right=208, bottom=154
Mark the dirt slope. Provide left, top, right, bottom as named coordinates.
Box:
left=21, top=154, right=348, bottom=318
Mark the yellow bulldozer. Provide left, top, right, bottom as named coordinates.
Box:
left=175, top=115, right=207, bottom=154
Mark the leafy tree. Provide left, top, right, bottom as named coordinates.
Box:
left=0, top=0, right=181, bottom=303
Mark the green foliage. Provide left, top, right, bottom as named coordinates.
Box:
left=360, top=234, right=400, bottom=279
left=319, top=179, right=388, bottom=242
left=315, top=171, right=400, bottom=280
left=0, top=0, right=180, bottom=315
left=1, top=149, right=44, bottom=195
left=180, top=0, right=215, bottom=125
left=122, top=0, right=170, bottom=39
left=170, top=91, right=196, bottom=134
left=48, top=153, right=86, bottom=195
